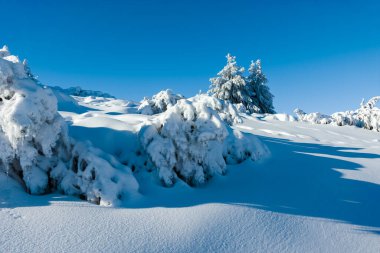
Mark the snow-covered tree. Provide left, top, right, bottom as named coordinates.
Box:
left=245, top=60, right=275, bottom=114
left=208, top=54, right=247, bottom=105
left=208, top=54, right=275, bottom=115
left=0, top=46, right=138, bottom=206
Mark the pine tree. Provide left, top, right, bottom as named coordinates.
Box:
left=208, top=54, right=246, bottom=104
left=246, top=59, right=275, bottom=114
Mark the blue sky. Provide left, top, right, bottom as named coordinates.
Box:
left=1, top=0, right=379, bottom=113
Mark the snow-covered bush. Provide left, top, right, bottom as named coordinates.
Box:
left=294, top=97, right=380, bottom=132
left=208, top=54, right=275, bottom=115
left=0, top=46, right=138, bottom=206
left=139, top=94, right=267, bottom=187
left=0, top=47, right=67, bottom=194
left=137, top=89, right=185, bottom=115
left=331, top=97, right=380, bottom=131
left=52, top=142, right=138, bottom=206
left=189, top=94, right=242, bottom=125
left=294, top=108, right=332, bottom=124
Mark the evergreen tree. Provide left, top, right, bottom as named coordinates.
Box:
left=208, top=54, right=246, bottom=104
left=246, top=59, right=275, bottom=114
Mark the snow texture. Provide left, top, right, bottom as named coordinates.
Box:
left=1, top=108, right=380, bottom=253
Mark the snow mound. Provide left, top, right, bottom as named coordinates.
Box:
left=0, top=46, right=138, bottom=206
left=139, top=95, right=267, bottom=186
left=264, top=113, right=297, bottom=122
left=137, top=89, right=185, bottom=115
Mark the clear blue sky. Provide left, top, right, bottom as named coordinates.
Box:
left=1, top=0, right=379, bottom=113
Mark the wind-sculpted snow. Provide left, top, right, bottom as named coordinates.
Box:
left=139, top=95, right=267, bottom=186
left=0, top=46, right=138, bottom=206
left=294, top=97, right=380, bottom=132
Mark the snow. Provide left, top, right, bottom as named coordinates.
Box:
left=1, top=112, right=380, bottom=252
left=137, top=89, right=185, bottom=115
left=208, top=54, right=275, bottom=114
left=0, top=46, right=139, bottom=205
left=1, top=46, right=380, bottom=252
left=51, top=85, right=115, bottom=98
left=61, top=93, right=264, bottom=188
left=293, top=97, right=380, bottom=132
left=139, top=96, right=264, bottom=186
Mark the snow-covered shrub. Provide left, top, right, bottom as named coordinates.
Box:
left=208, top=54, right=275, bottom=115
left=0, top=48, right=67, bottom=194
left=52, top=142, right=138, bottom=206
left=294, top=97, right=380, bottom=132
left=294, top=109, right=332, bottom=124
left=138, top=89, right=185, bottom=115
left=331, top=97, right=380, bottom=131
left=139, top=94, right=267, bottom=187
left=0, top=46, right=138, bottom=206
left=223, top=128, right=268, bottom=164
left=188, top=94, right=242, bottom=125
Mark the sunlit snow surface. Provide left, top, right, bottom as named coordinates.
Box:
left=1, top=96, right=380, bottom=253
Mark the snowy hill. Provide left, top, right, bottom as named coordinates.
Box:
left=1, top=97, right=380, bottom=252
left=1, top=46, right=380, bottom=252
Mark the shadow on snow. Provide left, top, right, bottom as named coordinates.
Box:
left=1, top=129, right=380, bottom=234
